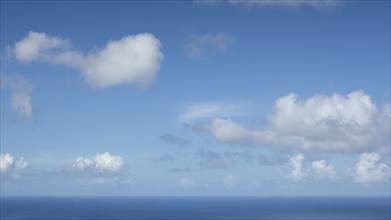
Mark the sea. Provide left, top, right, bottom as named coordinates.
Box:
left=0, top=196, right=390, bottom=220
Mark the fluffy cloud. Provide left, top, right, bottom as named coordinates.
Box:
left=185, top=32, right=235, bottom=58
left=12, top=31, right=163, bottom=88
left=353, top=152, right=390, bottom=183
left=0, top=153, right=29, bottom=177
left=73, top=152, right=124, bottom=173
left=311, top=159, right=336, bottom=180
left=1, top=73, right=34, bottom=119
left=289, top=154, right=306, bottom=182
left=288, top=154, right=339, bottom=182
left=195, top=0, right=342, bottom=10
left=199, top=91, right=390, bottom=153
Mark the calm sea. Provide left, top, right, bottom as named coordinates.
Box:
left=0, top=196, right=390, bottom=220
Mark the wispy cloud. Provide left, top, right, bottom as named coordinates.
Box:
left=197, top=149, right=236, bottom=169
left=1, top=73, right=34, bottom=119
left=12, top=31, right=163, bottom=89
left=185, top=32, right=235, bottom=58
left=179, top=102, right=250, bottom=123
left=160, top=134, right=192, bottom=148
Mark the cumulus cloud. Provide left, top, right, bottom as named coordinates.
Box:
left=311, top=159, right=336, bottom=180
left=353, top=152, right=390, bottom=183
left=1, top=73, right=34, bottom=119
left=12, top=31, right=163, bottom=88
left=73, top=152, right=124, bottom=173
left=289, top=154, right=306, bottom=182
left=185, top=32, right=235, bottom=58
left=0, top=153, right=29, bottom=178
left=160, top=134, right=191, bottom=147
left=195, top=0, right=342, bottom=10
left=198, top=91, right=390, bottom=153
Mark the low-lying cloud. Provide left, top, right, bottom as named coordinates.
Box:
left=73, top=152, right=124, bottom=173
left=200, top=91, right=390, bottom=153
left=353, top=152, right=390, bottom=183
left=0, top=153, right=29, bottom=179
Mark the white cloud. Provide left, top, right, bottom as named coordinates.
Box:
left=311, top=159, right=336, bottom=180
left=224, top=174, right=238, bottom=188
left=73, top=152, right=124, bottom=173
left=179, top=102, right=251, bottom=124
left=1, top=73, right=34, bottom=118
left=353, top=152, right=390, bottom=183
left=196, top=0, right=343, bottom=10
left=178, top=177, right=195, bottom=187
left=289, top=154, right=306, bottom=182
left=0, top=153, right=29, bottom=175
left=205, top=118, right=249, bottom=143
left=12, top=31, right=163, bottom=88
left=198, top=91, right=390, bottom=153
left=14, top=32, right=70, bottom=63
left=185, top=32, right=235, bottom=58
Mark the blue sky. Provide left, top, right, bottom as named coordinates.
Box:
left=1, top=0, right=390, bottom=196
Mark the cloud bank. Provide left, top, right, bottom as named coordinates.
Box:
left=185, top=32, right=235, bottom=58
left=13, top=31, right=163, bottom=88
left=73, top=152, right=124, bottom=173
left=1, top=73, right=34, bottom=119
left=200, top=91, right=390, bottom=153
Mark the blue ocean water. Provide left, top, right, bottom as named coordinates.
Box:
left=0, top=196, right=390, bottom=220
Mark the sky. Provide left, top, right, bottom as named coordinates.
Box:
left=0, top=0, right=390, bottom=196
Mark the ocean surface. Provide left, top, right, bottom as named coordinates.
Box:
left=1, top=196, right=390, bottom=220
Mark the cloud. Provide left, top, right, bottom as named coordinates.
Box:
left=195, top=0, right=343, bottom=10
left=224, top=174, right=238, bottom=188
left=0, top=153, right=29, bottom=179
left=12, top=31, right=163, bottom=88
left=289, top=154, right=306, bottom=182
left=353, top=152, right=390, bottom=183
left=203, top=118, right=250, bottom=143
left=198, top=91, right=390, bottom=153
left=185, top=32, right=235, bottom=58
left=197, top=149, right=236, bottom=169
left=160, top=134, right=191, bottom=147
left=179, top=102, right=253, bottom=123
left=1, top=73, right=34, bottom=119
left=178, top=177, right=195, bottom=187
left=73, top=152, right=124, bottom=173
left=311, top=159, right=336, bottom=180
